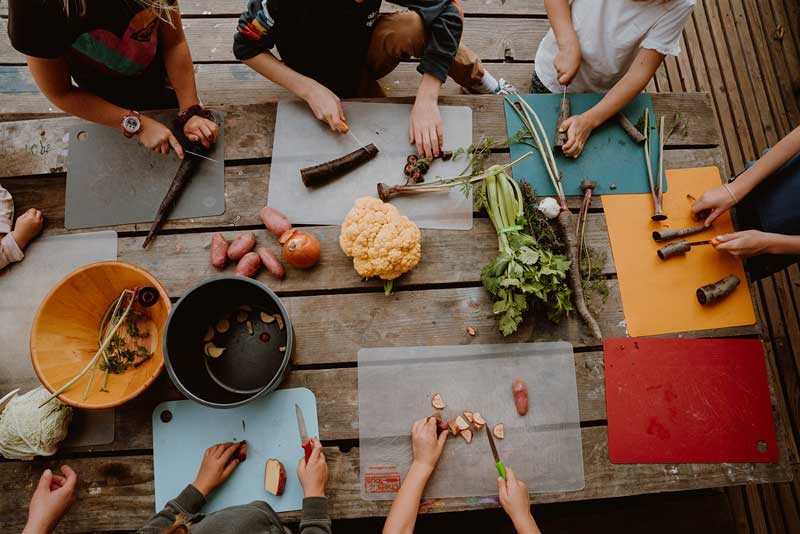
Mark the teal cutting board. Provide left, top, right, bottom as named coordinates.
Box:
left=503, top=93, right=663, bottom=197
left=152, top=388, right=318, bottom=513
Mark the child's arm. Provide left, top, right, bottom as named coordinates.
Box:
left=241, top=52, right=346, bottom=133
left=383, top=418, right=448, bottom=534
left=544, top=0, right=581, bottom=85
left=713, top=231, right=800, bottom=258
left=693, top=125, right=800, bottom=226
left=498, top=468, right=541, bottom=534
left=297, top=438, right=333, bottom=534
left=22, top=466, right=77, bottom=534
left=160, top=4, right=219, bottom=149
left=137, top=442, right=242, bottom=533
left=390, top=0, right=463, bottom=159
left=560, top=47, right=664, bottom=158
left=25, top=55, right=184, bottom=158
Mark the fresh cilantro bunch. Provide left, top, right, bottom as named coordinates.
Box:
left=478, top=169, right=573, bottom=336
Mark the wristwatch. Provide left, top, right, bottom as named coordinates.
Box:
left=121, top=111, right=143, bottom=138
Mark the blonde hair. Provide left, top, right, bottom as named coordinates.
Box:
left=62, top=0, right=176, bottom=21
left=162, top=513, right=191, bottom=534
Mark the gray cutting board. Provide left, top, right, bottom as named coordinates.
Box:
left=269, top=101, right=473, bottom=230
left=65, top=110, right=225, bottom=230
left=358, top=342, right=584, bottom=500
left=0, top=232, right=118, bottom=446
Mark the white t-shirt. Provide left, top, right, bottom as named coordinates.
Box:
left=535, top=0, right=695, bottom=93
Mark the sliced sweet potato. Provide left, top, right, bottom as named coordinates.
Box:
left=492, top=423, right=505, bottom=440
left=455, top=415, right=469, bottom=432
left=431, top=393, right=446, bottom=410
left=264, top=458, right=286, bottom=496
left=460, top=429, right=473, bottom=444
left=463, top=411, right=474, bottom=424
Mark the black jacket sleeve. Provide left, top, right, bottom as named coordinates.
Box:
left=390, top=0, right=464, bottom=82
left=233, top=0, right=279, bottom=61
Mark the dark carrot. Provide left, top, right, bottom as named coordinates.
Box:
left=557, top=210, right=603, bottom=340
left=652, top=225, right=707, bottom=242
left=300, top=143, right=379, bottom=187
left=554, top=97, right=570, bottom=153
left=143, top=132, right=216, bottom=249
left=697, top=275, right=740, bottom=305
left=616, top=112, right=646, bottom=144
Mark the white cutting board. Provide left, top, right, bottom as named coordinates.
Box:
left=0, top=232, right=118, bottom=447
left=152, top=388, right=319, bottom=513
left=358, top=343, right=584, bottom=500
left=269, top=101, right=474, bottom=230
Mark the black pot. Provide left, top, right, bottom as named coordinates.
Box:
left=163, top=276, right=293, bottom=408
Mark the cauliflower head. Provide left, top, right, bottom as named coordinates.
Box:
left=339, top=197, right=421, bottom=281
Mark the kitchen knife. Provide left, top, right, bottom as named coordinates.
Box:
left=295, top=404, right=313, bottom=462
left=486, top=423, right=507, bottom=480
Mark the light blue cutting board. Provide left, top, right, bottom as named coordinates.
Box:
left=152, top=388, right=318, bottom=513
left=504, top=93, right=663, bottom=197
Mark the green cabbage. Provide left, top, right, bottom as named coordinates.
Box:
left=0, top=388, right=72, bottom=460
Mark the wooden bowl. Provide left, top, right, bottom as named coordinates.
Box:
left=30, top=261, right=171, bottom=409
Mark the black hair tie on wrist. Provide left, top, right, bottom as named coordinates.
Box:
left=175, top=104, right=215, bottom=129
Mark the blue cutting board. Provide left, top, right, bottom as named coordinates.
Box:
left=503, top=93, right=663, bottom=196
left=152, top=388, right=318, bottom=513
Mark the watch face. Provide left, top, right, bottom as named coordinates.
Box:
left=123, top=115, right=141, bottom=134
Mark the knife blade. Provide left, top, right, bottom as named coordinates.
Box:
left=295, top=404, right=313, bottom=462
left=485, top=423, right=507, bottom=480
left=340, top=120, right=369, bottom=150
left=687, top=239, right=721, bottom=247
left=184, top=149, right=221, bottom=164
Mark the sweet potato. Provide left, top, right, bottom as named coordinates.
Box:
left=260, top=207, right=293, bottom=238
left=210, top=233, right=229, bottom=269
left=431, top=393, right=446, bottom=410
left=257, top=247, right=286, bottom=279
left=228, top=232, right=256, bottom=261
left=512, top=380, right=529, bottom=416
left=264, top=458, right=286, bottom=496
left=460, top=429, right=473, bottom=444
left=234, top=440, right=248, bottom=463
left=236, top=252, right=261, bottom=278
left=493, top=423, right=504, bottom=439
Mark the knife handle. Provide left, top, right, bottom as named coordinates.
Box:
left=496, top=461, right=507, bottom=481
left=301, top=439, right=313, bottom=463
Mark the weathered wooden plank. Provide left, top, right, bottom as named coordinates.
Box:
left=0, top=0, right=547, bottom=17
left=0, top=17, right=546, bottom=64
left=0, top=93, right=720, bottom=179
left=726, top=486, right=754, bottom=534
left=0, top=425, right=791, bottom=533
left=63, top=350, right=609, bottom=453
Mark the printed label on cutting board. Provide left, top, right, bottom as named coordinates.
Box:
left=364, top=465, right=402, bottom=494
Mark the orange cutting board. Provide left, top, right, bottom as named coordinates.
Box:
left=604, top=167, right=755, bottom=337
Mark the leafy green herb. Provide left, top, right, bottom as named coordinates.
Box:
left=479, top=168, right=573, bottom=336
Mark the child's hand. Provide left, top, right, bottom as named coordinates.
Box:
left=184, top=115, right=219, bottom=149
left=297, top=438, right=328, bottom=497
left=498, top=468, right=540, bottom=534
left=139, top=115, right=184, bottom=158
left=411, top=417, right=447, bottom=472
left=22, top=466, right=77, bottom=534
left=691, top=184, right=738, bottom=226
left=192, top=442, right=243, bottom=497
left=554, top=39, right=581, bottom=86
left=560, top=113, right=597, bottom=158
left=303, top=81, right=347, bottom=133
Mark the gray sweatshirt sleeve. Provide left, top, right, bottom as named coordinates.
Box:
left=299, top=497, right=332, bottom=534
left=389, top=0, right=464, bottom=82
left=137, top=485, right=206, bottom=533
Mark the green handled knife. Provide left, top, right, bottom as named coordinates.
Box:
left=486, top=422, right=507, bottom=480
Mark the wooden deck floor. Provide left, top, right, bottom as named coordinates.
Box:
left=663, top=2, right=800, bottom=532
left=0, top=0, right=799, bottom=532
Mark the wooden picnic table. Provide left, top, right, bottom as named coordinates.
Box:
left=0, top=92, right=794, bottom=533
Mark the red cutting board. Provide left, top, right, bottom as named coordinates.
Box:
left=604, top=338, right=778, bottom=463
